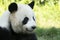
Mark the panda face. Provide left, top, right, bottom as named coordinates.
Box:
left=9, top=2, right=36, bottom=33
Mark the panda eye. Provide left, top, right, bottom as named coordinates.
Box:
left=22, top=17, right=29, bottom=25
left=33, top=16, right=35, bottom=21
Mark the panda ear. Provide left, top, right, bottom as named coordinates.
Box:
left=28, top=1, right=34, bottom=9
left=8, top=2, right=18, bottom=13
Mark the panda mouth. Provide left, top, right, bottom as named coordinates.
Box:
left=26, top=28, right=33, bottom=32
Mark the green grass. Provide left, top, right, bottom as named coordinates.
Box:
left=35, top=27, right=60, bottom=40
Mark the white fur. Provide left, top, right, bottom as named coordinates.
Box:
left=9, top=4, right=36, bottom=33
left=0, top=11, right=10, bottom=29
left=0, top=4, right=36, bottom=33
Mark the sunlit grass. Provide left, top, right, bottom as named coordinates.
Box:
left=34, top=3, right=60, bottom=28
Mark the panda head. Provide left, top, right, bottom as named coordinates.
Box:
left=8, top=1, right=36, bottom=34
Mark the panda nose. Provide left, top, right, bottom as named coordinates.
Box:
left=32, top=26, right=36, bottom=29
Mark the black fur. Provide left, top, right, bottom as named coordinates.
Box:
left=33, top=16, right=35, bottom=21
left=28, top=1, right=34, bottom=9
left=0, top=22, right=37, bottom=40
left=0, top=27, right=12, bottom=40
left=22, top=17, right=29, bottom=25
left=11, top=33, right=37, bottom=40
left=8, top=2, right=18, bottom=13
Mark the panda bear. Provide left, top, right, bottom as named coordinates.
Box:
left=0, top=1, right=37, bottom=40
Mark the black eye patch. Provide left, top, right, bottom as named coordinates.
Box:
left=33, top=16, right=35, bottom=21
left=22, top=17, right=29, bottom=25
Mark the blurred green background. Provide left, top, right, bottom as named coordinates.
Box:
left=0, top=0, right=60, bottom=40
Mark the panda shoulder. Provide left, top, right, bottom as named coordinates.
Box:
left=0, top=11, right=10, bottom=29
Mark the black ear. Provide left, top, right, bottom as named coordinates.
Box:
left=28, top=1, right=34, bottom=9
left=8, top=2, right=18, bottom=13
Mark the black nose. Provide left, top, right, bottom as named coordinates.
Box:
left=32, top=26, right=36, bottom=29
